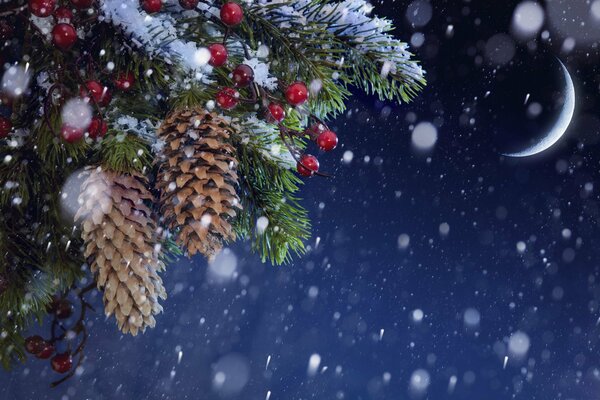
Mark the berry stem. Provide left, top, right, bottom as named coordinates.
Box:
left=278, top=126, right=331, bottom=178
left=49, top=282, right=95, bottom=388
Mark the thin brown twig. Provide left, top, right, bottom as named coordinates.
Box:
left=49, top=283, right=95, bottom=388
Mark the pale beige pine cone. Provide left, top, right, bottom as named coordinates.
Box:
left=76, top=167, right=166, bottom=336
left=156, top=109, right=242, bottom=259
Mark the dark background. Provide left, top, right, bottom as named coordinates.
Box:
left=4, top=0, right=600, bottom=398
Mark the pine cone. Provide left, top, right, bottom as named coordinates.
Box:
left=76, top=167, right=166, bottom=336
left=156, top=109, right=241, bottom=259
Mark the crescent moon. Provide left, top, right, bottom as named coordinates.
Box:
left=504, top=60, right=575, bottom=158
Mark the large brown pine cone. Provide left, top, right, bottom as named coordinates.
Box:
left=76, top=167, right=166, bottom=336
left=156, top=109, right=241, bottom=259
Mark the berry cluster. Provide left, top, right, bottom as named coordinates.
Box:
left=209, top=3, right=339, bottom=178
left=11, top=1, right=341, bottom=176
left=59, top=79, right=112, bottom=143
left=28, top=0, right=92, bottom=51
left=17, top=0, right=137, bottom=144
left=12, top=0, right=138, bottom=145
left=24, top=298, right=74, bottom=375
left=23, top=285, right=94, bottom=386
left=42, top=72, right=133, bottom=144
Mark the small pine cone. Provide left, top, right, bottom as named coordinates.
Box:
left=76, top=167, right=166, bottom=336
left=156, top=109, right=241, bottom=259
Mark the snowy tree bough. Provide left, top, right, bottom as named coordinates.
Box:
left=0, top=0, right=424, bottom=377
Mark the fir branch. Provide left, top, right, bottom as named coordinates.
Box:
left=0, top=327, right=25, bottom=370
left=99, top=132, right=152, bottom=173
left=234, top=136, right=310, bottom=265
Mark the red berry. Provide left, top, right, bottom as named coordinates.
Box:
left=208, top=44, right=228, bottom=67
left=70, top=0, right=93, bottom=8
left=285, top=82, right=308, bottom=106
left=232, top=64, right=254, bottom=87
left=316, top=130, right=338, bottom=151
left=267, top=103, right=285, bottom=122
left=51, top=352, right=72, bottom=374
left=220, top=2, right=243, bottom=26
left=0, top=116, right=12, bottom=138
left=305, top=124, right=323, bottom=138
left=25, top=335, right=46, bottom=355
left=88, top=117, right=108, bottom=139
left=54, top=7, right=73, bottom=22
left=52, top=23, right=77, bottom=51
left=80, top=80, right=111, bottom=107
left=61, top=124, right=84, bottom=143
left=115, top=72, right=135, bottom=91
left=141, top=0, right=162, bottom=13
left=54, top=299, right=73, bottom=319
left=216, top=87, right=239, bottom=110
left=35, top=343, right=55, bottom=359
left=179, top=0, right=198, bottom=9
left=29, top=0, right=56, bottom=18
left=297, top=154, right=319, bottom=177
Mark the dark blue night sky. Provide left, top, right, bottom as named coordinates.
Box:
left=4, top=0, right=600, bottom=399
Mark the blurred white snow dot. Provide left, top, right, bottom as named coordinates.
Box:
left=342, top=150, right=354, bottom=164
left=397, top=233, right=410, bottom=249
left=439, top=222, right=450, bottom=236
left=1, top=65, right=31, bottom=97
left=200, top=213, right=212, bottom=227
left=207, top=248, right=238, bottom=283
left=380, top=61, right=393, bottom=79
left=562, top=37, right=576, bottom=53
left=256, top=216, right=269, bottom=234
left=593, top=0, right=600, bottom=21
left=257, top=44, right=270, bottom=58
left=309, top=79, right=323, bottom=96
left=61, top=98, right=92, bottom=130
left=552, top=286, right=564, bottom=300
left=485, top=33, right=516, bottom=65
left=412, top=309, right=424, bottom=323
left=59, top=169, right=91, bottom=223
left=561, top=228, right=572, bottom=239
left=511, top=1, right=545, bottom=38
left=211, top=354, right=250, bottom=396
left=463, top=371, right=476, bottom=385
left=410, top=32, right=426, bottom=48
left=508, top=331, right=530, bottom=357
left=463, top=308, right=481, bottom=327
left=383, top=372, right=391, bottom=383
left=409, top=369, right=431, bottom=394
left=411, top=122, right=438, bottom=151
left=406, top=0, right=433, bottom=28
left=193, top=47, right=211, bottom=67
left=516, top=241, right=526, bottom=253
left=307, top=353, right=321, bottom=377
left=562, top=248, right=575, bottom=263
left=527, top=102, right=543, bottom=118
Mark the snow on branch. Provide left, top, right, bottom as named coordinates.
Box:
left=259, top=0, right=425, bottom=83
left=100, top=0, right=214, bottom=81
